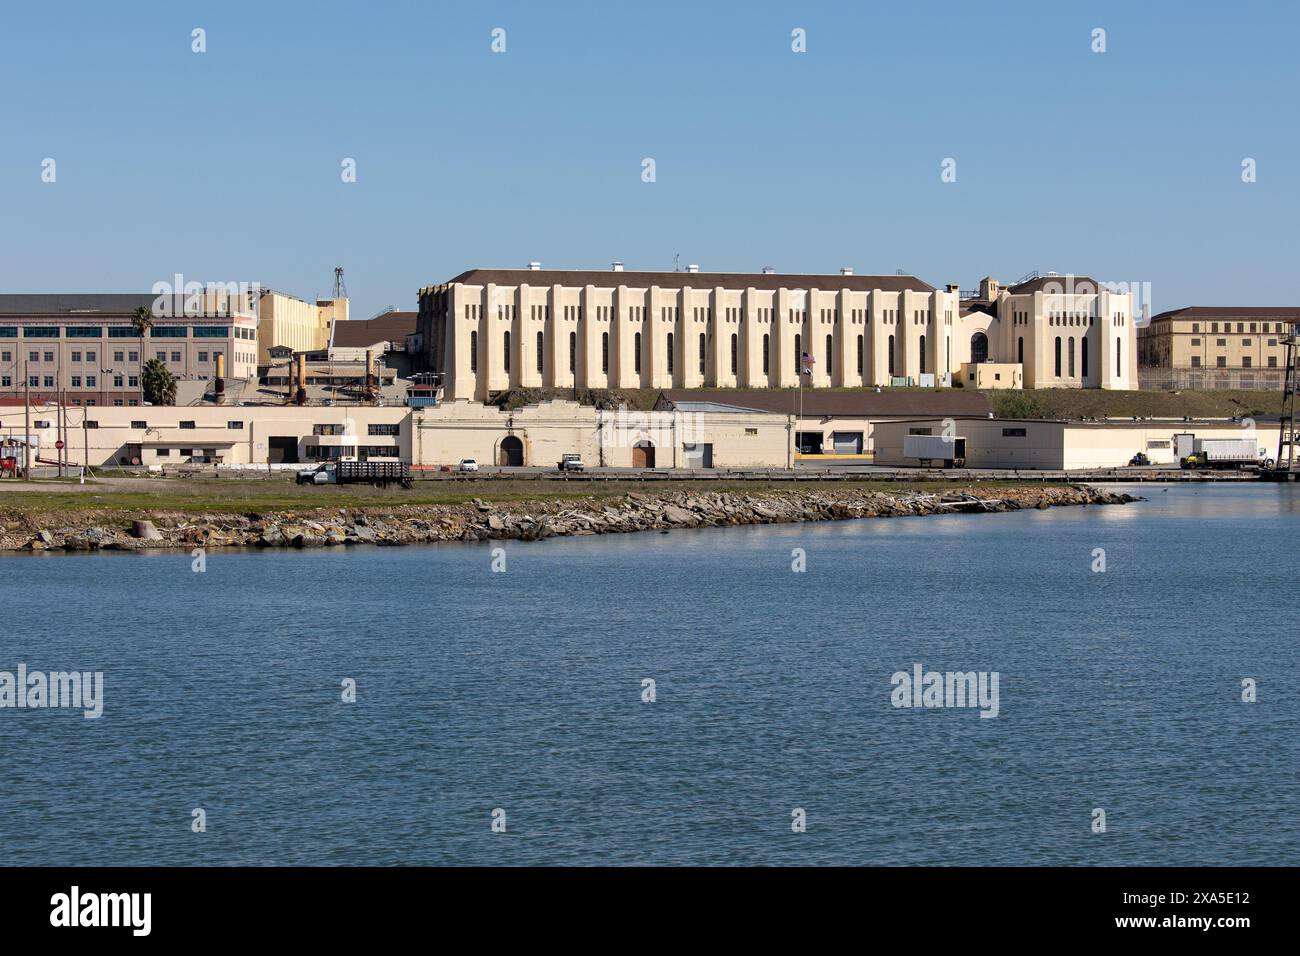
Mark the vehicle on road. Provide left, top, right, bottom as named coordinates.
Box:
left=296, top=460, right=412, bottom=488
left=457, top=458, right=480, bottom=473
left=557, top=454, right=585, bottom=472
left=1179, top=438, right=1271, bottom=470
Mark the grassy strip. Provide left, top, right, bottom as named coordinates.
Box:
left=0, top=477, right=1061, bottom=517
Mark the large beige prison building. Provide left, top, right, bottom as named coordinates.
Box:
left=417, top=266, right=1138, bottom=401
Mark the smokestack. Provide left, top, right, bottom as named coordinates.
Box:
left=214, top=353, right=226, bottom=405
left=295, top=354, right=307, bottom=405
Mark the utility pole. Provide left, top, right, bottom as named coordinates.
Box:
left=1278, top=321, right=1298, bottom=473
left=22, top=357, right=30, bottom=481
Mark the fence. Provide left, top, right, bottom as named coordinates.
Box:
left=1138, top=368, right=1287, bottom=391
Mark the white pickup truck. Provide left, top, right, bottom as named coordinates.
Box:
left=557, top=454, right=585, bottom=472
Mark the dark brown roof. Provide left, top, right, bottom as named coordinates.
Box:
left=960, top=299, right=997, bottom=318
left=330, top=313, right=417, bottom=348
left=1007, top=274, right=1104, bottom=295
left=657, top=388, right=992, bottom=418
left=1149, top=306, right=1300, bottom=322
left=443, top=269, right=936, bottom=294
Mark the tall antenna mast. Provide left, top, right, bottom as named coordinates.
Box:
left=673, top=253, right=680, bottom=273
left=333, top=266, right=347, bottom=299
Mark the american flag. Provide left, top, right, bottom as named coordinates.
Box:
left=801, top=351, right=814, bottom=374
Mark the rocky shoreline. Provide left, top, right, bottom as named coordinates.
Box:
left=0, top=484, right=1137, bottom=553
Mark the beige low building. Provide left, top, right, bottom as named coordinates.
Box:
left=957, top=362, right=1022, bottom=389
left=874, top=416, right=1274, bottom=470
left=414, top=399, right=788, bottom=469
left=655, top=387, right=991, bottom=457
left=4, top=399, right=791, bottom=471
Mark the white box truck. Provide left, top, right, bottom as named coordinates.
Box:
left=1180, top=437, right=1270, bottom=469
left=903, top=434, right=965, bottom=467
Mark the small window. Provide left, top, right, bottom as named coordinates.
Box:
left=180, top=420, right=196, bottom=429
left=1002, top=428, right=1027, bottom=438
left=156, top=448, right=170, bottom=457
left=131, top=420, right=147, bottom=429
left=83, top=421, right=98, bottom=429
left=227, top=421, right=244, bottom=430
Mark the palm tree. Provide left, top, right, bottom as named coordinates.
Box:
left=141, top=357, right=177, bottom=406
left=130, top=306, right=154, bottom=404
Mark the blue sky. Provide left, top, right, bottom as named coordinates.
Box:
left=2, top=0, right=1297, bottom=319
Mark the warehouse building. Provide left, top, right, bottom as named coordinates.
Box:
left=873, top=416, right=1274, bottom=470
left=655, top=387, right=990, bottom=458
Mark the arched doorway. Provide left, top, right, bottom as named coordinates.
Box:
left=970, top=332, right=989, bottom=365
left=632, top=440, right=655, bottom=468
left=499, top=435, right=524, bottom=466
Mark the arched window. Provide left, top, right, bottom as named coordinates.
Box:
left=536, top=331, right=544, bottom=373
left=503, top=331, right=510, bottom=373
left=919, top=335, right=926, bottom=375
left=794, top=333, right=801, bottom=370
left=970, top=332, right=988, bottom=365
left=634, top=332, right=642, bottom=373
left=1068, top=337, right=1075, bottom=377
left=470, top=330, right=478, bottom=372
left=856, top=335, right=863, bottom=375
left=666, top=332, right=674, bottom=374
left=888, top=335, right=895, bottom=376
left=730, top=333, right=737, bottom=375
left=569, top=331, right=576, bottom=373
left=762, top=334, right=770, bottom=374
left=1116, top=337, right=1122, bottom=377
left=1054, top=336, right=1062, bottom=377
left=699, top=332, right=706, bottom=375
left=601, top=332, right=609, bottom=373
left=1017, top=336, right=1024, bottom=365
left=1081, top=336, right=1088, bottom=378
left=825, top=334, right=833, bottom=373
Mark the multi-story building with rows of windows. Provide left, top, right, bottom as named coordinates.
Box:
left=1139, top=306, right=1300, bottom=371
left=0, top=293, right=259, bottom=407
left=417, top=265, right=1138, bottom=401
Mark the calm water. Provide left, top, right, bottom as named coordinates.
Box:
left=1, top=484, right=1297, bottom=866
